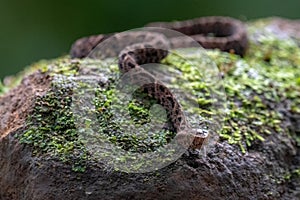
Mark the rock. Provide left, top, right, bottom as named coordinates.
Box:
left=0, top=18, right=299, bottom=200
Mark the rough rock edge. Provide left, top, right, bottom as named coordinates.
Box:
left=0, top=71, right=52, bottom=139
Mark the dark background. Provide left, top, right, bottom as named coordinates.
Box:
left=1, top=0, right=300, bottom=79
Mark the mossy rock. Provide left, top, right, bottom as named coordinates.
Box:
left=0, top=17, right=299, bottom=200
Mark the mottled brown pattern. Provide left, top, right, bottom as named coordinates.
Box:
left=118, top=43, right=206, bottom=149
left=69, top=16, right=249, bottom=149
left=70, top=16, right=248, bottom=58
left=146, top=16, right=248, bottom=56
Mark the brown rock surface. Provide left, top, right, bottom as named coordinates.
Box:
left=0, top=18, right=299, bottom=199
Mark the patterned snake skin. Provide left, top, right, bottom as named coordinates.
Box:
left=70, top=16, right=248, bottom=149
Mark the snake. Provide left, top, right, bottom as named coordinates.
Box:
left=69, top=16, right=248, bottom=150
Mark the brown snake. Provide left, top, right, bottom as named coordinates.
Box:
left=70, top=16, right=248, bottom=150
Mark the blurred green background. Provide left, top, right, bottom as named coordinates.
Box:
left=1, top=0, right=300, bottom=79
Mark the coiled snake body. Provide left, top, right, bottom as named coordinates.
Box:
left=70, top=16, right=248, bottom=150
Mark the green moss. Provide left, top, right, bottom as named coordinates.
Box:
left=17, top=75, right=88, bottom=171
left=92, top=83, right=175, bottom=153
left=277, top=168, right=300, bottom=184
left=0, top=80, right=9, bottom=95
left=166, top=52, right=280, bottom=151
left=293, top=168, right=300, bottom=176
left=12, top=19, right=300, bottom=172
left=162, top=30, right=300, bottom=153
left=0, top=57, right=77, bottom=96
left=0, top=60, right=48, bottom=96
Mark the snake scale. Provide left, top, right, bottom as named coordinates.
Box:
left=70, top=16, right=248, bottom=150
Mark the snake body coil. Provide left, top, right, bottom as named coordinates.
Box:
left=70, top=16, right=248, bottom=149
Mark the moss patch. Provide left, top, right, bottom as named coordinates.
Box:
left=18, top=75, right=88, bottom=172
left=14, top=20, right=300, bottom=171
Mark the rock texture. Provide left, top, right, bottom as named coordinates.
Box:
left=0, top=18, right=299, bottom=200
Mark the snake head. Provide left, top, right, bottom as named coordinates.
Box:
left=175, top=128, right=209, bottom=150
